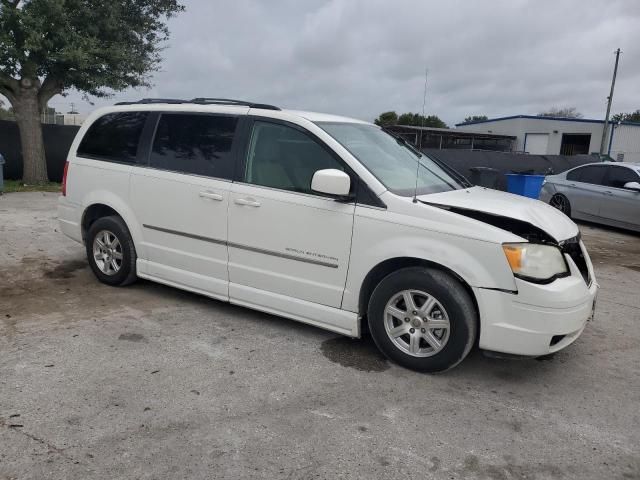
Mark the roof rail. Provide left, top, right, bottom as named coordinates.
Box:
left=114, top=98, right=188, bottom=105
left=190, top=98, right=280, bottom=110
left=113, top=97, right=281, bottom=110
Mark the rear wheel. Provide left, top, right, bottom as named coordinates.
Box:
left=550, top=193, right=571, bottom=217
left=367, top=267, right=477, bottom=373
left=86, top=216, right=137, bottom=286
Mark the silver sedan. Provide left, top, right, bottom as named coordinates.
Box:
left=539, top=162, right=640, bottom=232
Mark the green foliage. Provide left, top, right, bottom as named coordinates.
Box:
left=0, top=0, right=184, bottom=100
left=397, top=112, right=447, bottom=128
left=374, top=111, right=398, bottom=126
left=2, top=179, right=61, bottom=192
left=462, top=115, right=488, bottom=123
left=374, top=111, right=447, bottom=128
left=611, top=110, right=640, bottom=123
left=537, top=107, right=583, bottom=118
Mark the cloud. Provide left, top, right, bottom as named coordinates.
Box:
left=44, top=0, right=640, bottom=125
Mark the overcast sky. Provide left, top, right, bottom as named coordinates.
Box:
left=45, top=0, right=640, bottom=126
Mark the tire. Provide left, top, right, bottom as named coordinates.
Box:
left=367, top=267, right=477, bottom=373
left=549, top=193, right=571, bottom=218
left=86, top=215, right=137, bottom=286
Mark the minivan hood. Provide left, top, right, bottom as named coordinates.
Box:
left=418, top=187, right=579, bottom=242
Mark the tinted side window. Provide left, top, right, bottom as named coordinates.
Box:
left=605, top=166, right=640, bottom=189
left=77, top=112, right=148, bottom=163
left=566, top=167, right=584, bottom=181
left=244, top=121, right=346, bottom=195
left=149, top=114, right=238, bottom=179
left=576, top=166, right=606, bottom=185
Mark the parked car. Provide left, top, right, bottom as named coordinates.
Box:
left=58, top=98, right=597, bottom=372
left=540, top=162, right=640, bottom=232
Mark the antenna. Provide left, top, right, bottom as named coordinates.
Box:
left=413, top=67, right=428, bottom=203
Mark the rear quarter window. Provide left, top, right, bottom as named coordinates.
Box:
left=77, top=112, right=148, bottom=163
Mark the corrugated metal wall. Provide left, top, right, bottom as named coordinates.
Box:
left=610, top=124, right=640, bottom=163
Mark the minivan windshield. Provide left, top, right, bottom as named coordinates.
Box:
left=317, top=122, right=466, bottom=196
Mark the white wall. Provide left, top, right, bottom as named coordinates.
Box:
left=609, top=124, right=640, bottom=163
left=457, top=117, right=604, bottom=154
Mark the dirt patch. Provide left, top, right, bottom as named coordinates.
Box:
left=43, top=259, right=87, bottom=279
left=118, top=333, right=147, bottom=342
left=320, top=336, right=389, bottom=372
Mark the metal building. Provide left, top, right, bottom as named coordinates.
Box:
left=456, top=115, right=640, bottom=162
left=386, top=125, right=515, bottom=152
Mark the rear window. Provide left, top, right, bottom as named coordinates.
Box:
left=149, top=113, right=239, bottom=179
left=77, top=112, right=148, bottom=163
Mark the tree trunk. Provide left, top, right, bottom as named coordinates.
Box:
left=13, top=86, right=48, bottom=184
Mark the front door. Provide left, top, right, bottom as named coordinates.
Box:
left=130, top=111, right=244, bottom=299
left=600, top=165, right=640, bottom=226
left=227, top=119, right=355, bottom=309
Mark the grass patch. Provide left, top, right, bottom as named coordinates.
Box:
left=2, top=180, right=61, bottom=193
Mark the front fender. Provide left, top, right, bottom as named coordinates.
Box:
left=341, top=212, right=517, bottom=313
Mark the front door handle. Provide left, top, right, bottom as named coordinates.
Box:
left=199, top=191, right=223, bottom=201
left=603, top=190, right=613, bottom=196
left=234, top=197, right=261, bottom=207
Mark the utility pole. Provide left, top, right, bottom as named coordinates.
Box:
left=600, top=48, right=621, bottom=155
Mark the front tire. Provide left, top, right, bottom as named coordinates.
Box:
left=367, top=267, right=477, bottom=373
left=86, top=215, right=137, bottom=286
left=550, top=193, right=571, bottom=217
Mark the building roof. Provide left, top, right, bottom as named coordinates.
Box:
left=455, top=114, right=640, bottom=128
left=387, top=124, right=516, bottom=139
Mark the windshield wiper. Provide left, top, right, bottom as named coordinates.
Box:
left=381, top=127, right=423, bottom=158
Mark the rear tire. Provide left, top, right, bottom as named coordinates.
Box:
left=550, top=193, right=571, bottom=217
left=367, top=267, right=477, bottom=373
left=86, top=215, right=137, bottom=286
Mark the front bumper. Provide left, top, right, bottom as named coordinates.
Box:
left=474, top=246, right=598, bottom=356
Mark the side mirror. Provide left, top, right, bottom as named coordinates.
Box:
left=623, top=181, right=640, bottom=192
left=311, top=169, right=351, bottom=197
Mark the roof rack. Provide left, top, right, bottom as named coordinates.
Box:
left=115, top=98, right=187, bottom=105
left=190, top=98, right=280, bottom=110
left=114, top=97, right=280, bottom=110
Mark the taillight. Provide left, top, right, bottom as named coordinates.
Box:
left=62, top=162, right=69, bottom=196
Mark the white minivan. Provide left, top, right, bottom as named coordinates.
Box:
left=58, top=98, right=598, bottom=372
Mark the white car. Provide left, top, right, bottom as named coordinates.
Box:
left=58, top=98, right=598, bottom=372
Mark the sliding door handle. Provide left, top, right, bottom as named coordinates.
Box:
left=199, top=191, right=223, bottom=201
left=234, top=197, right=261, bottom=207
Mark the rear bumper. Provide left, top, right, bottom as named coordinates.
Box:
left=474, top=275, right=597, bottom=357
left=58, top=196, right=83, bottom=244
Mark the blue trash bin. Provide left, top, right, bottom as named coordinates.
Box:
left=505, top=174, right=545, bottom=199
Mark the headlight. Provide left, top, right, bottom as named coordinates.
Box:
left=502, top=243, right=568, bottom=282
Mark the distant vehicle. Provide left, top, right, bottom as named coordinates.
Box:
left=540, top=162, right=640, bottom=232
left=58, top=98, right=597, bottom=372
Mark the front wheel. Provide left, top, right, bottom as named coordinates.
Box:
left=550, top=193, right=571, bottom=217
left=367, top=267, right=477, bottom=373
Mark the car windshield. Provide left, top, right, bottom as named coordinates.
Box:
left=317, top=122, right=466, bottom=196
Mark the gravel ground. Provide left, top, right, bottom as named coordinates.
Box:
left=1, top=192, right=639, bottom=480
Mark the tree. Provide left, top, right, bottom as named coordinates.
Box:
left=0, top=0, right=184, bottom=183
left=374, top=111, right=398, bottom=126
left=397, top=112, right=447, bottom=128
left=537, top=107, right=583, bottom=118
left=462, top=115, right=488, bottom=124
left=611, top=110, right=640, bottom=123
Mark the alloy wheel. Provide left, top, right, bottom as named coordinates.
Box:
left=383, top=289, right=451, bottom=357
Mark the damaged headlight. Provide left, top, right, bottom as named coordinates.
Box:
left=502, top=243, right=569, bottom=283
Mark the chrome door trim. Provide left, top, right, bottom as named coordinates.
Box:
left=142, top=224, right=339, bottom=268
